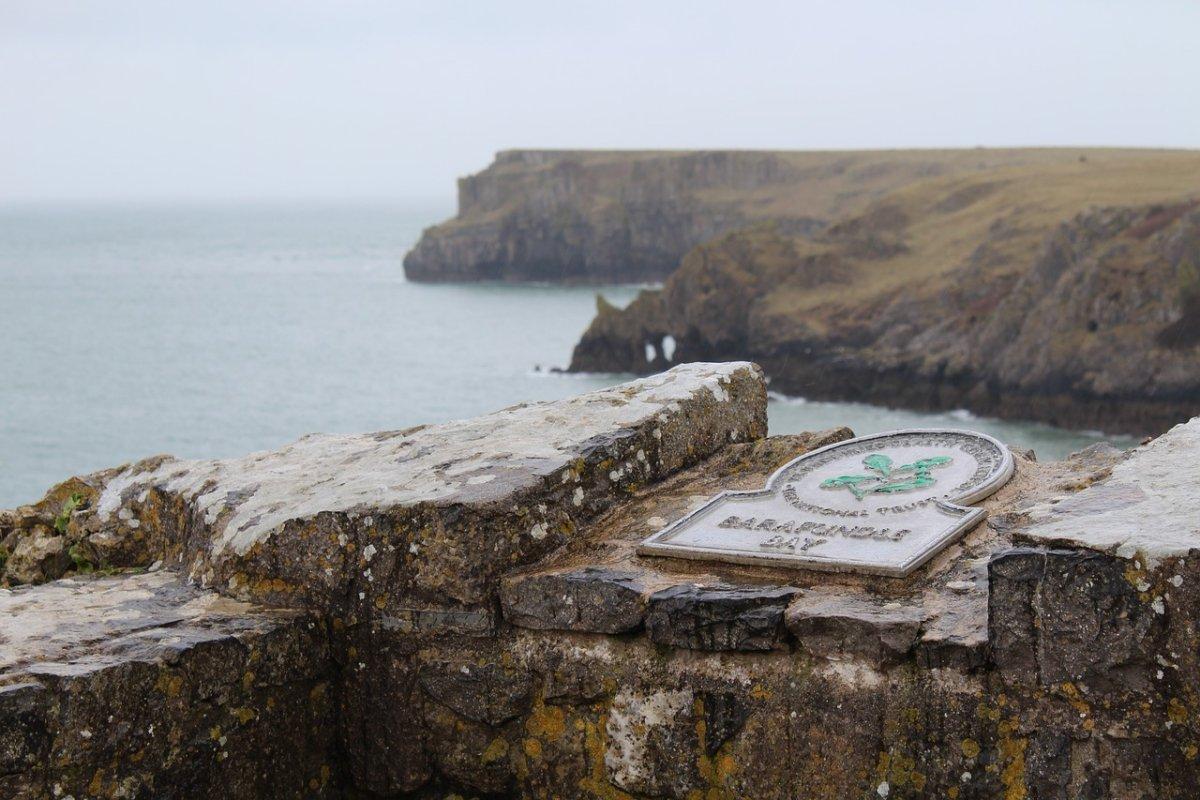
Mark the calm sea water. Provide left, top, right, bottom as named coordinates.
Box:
left=0, top=202, right=1133, bottom=507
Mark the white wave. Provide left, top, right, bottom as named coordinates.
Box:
left=767, top=391, right=808, bottom=405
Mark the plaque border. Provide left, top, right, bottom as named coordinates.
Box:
left=636, top=428, right=1015, bottom=577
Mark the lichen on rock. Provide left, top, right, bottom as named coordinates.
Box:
left=4, top=363, right=1200, bottom=798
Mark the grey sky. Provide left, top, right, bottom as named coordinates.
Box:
left=2, top=0, right=1196, bottom=201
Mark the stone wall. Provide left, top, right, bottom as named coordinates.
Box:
left=3, top=363, right=1199, bottom=798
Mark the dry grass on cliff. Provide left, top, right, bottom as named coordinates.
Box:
left=760, top=150, right=1200, bottom=317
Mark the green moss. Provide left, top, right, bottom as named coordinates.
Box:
left=68, top=543, right=94, bottom=574
left=54, top=492, right=85, bottom=534
left=0, top=545, right=8, bottom=574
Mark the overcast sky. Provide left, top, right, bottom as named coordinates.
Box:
left=1, top=1, right=1196, bottom=201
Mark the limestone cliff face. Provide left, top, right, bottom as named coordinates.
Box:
left=405, top=150, right=813, bottom=282
left=404, top=148, right=1106, bottom=283
left=570, top=153, right=1200, bottom=435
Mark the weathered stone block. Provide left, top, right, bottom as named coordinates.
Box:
left=538, top=647, right=615, bottom=704
left=0, top=572, right=337, bottom=799
left=646, top=584, right=799, bottom=651
left=605, top=687, right=701, bottom=795
left=379, top=603, right=497, bottom=637
left=989, top=547, right=1162, bottom=690
left=500, top=567, right=649, bottom=633
left=0, top=683, right=48, bottom=777
left=785, top=592, right=926, bottom=666
left=10, top=363, right=766, bottom=618
left=418, top=659, right=535, bottom=726
left=338, top=626, right=431, bottom=794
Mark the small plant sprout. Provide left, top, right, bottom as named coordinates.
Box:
left=54, top=492, right=85, bottom=534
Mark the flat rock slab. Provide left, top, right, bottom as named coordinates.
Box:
left=0, top=570, right=265, bottom=676
left=1018, top=418, right=1200, bottom=565
left=16, top=362, right=766, bottom=614
left=0, top=571, right=337, bottom=798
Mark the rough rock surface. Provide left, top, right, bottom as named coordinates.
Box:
left=570, top=154, right=1200, bottom=435
left=0, top=362, right=765, bottom=600
left=5, top=363, right=1200, bottom=798
left=500, top=567, right=651, bottom=634
left=645, top=584, right=799, bottom=651
left=0, top=572, right=336, bottom=799
left=785, top=590, right=927, bottom=666
left=403, top=148, right=1121, bottom=283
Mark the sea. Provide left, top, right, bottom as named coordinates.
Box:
left=0, top=201, right=1135, bottom=507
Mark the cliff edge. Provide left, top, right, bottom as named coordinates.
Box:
left=403, top=148, right=1120, bottom=283
left=569, top=151, right=1200, bottom=435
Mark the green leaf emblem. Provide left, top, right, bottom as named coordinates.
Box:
left=820, top=453, right=952, bottom=501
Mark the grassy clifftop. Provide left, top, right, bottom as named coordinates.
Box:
left=569, top=149, right=1200, bottom=434
left=404, top=148, right=1180, bottom=283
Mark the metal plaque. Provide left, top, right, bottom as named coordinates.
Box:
left=637, top=429, right=1014, bottom=576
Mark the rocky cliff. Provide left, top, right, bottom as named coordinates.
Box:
left=571, top=152, right=1200, bottom=435
left=404, top=148, right=1128, bottom=283
left=6, top=366, right=1200, bottom=798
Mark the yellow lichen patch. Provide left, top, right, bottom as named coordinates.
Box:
left=876, top=749, right=925, bottom=793
left=156, top=671, right=183, bottom=696
left=1183, top=744, right=1198, bottom=760
left=1169, top=698, right=1190, bottom=725
left=242, top=671, right=256, bottom=690
left=948, top=787, right=960, bottom=798
left=997, top=717, right=1028, bottom=800
left=87, top=768, right=106, bottom=796
left=250, top=577, right=295, bottom=597
left=579, top=713, right=635, bottom=800
left=209, top=725, right=222, bottom=742
left=310, top=683, right=328, bottom=702
left=232, top=707, right=257, bottom=725
left=482, top=737, right=510, bottom=763
left=521, top=737, right=542, bottom=759
left=1122, top=556, right=1150, bottom=590
left=1056, top=682, right=1092, bottom=719
left=976, top=701, right=1001, bottom=723
left=749, top=684, right=772, bottom=700
left=961, top=738, right=981, bottom=759
left=526, top=702, right=567, bottom=741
